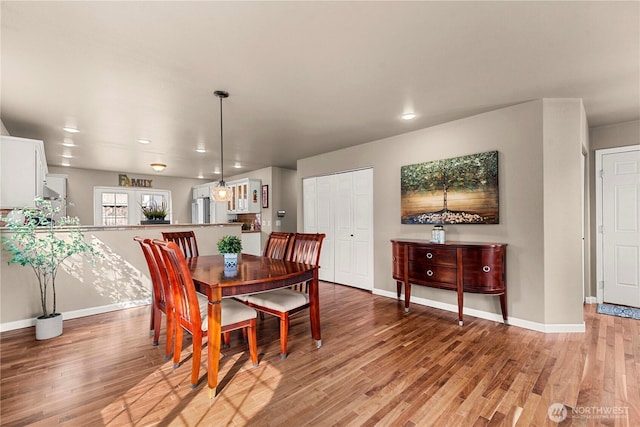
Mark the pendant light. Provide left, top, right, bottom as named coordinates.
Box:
left=212, top=90, right=232, bottom=202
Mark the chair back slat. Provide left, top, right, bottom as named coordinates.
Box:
left=154, top=239, right=202, bottom=333
left=263, top=232, right=293, bottom=259
left=161, top=231, right=199, bottom=258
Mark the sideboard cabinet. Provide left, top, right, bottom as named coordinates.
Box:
left=391, top=239, right=507, bottom=325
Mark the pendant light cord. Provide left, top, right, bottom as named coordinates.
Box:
left=219, top=95, right=224, bottom=183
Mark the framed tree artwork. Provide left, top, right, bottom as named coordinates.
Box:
left=400, top=150, right=499, bottom=224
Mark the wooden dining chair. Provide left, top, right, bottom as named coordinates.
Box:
left=153, top=239, right=259, bottom=388
left=134, top=236, right=174, bottom=360
left=161, top=231, right=199, bottom=258
left=262, top=232, right=294, bottom=259
left=236, top=232, right=294, bottom=317
left=244, top=233, right=325, bottom=359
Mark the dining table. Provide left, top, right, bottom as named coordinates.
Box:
left=187, top=253, right=321, bottom=396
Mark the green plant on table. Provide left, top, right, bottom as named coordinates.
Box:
left=217, top=235, right=242, bottom=254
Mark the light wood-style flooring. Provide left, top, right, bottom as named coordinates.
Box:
left=1, top=282, right=638, bottom=426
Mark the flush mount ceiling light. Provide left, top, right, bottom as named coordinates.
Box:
left=211, top=90, right=233, bottom=202
left=150, top=163, right=166, bottom=172
left=401, top=113, right=416, bottom=120
left=63, top=126, right=79, bottom=133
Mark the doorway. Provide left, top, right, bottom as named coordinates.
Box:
left=303, top=168, right=374, bottom=291
left=596, top=146, right=640, bottom=307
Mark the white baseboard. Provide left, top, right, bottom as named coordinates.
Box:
left=0, top=299, right=151, bottom=333
left=372, top=289, right=585, bottom=334
left=584, top=296, right=598, bottom=304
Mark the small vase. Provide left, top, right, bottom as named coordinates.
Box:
left=35, top=313, right=63, bottom=340
left=223, top=253, right=238, bottom=269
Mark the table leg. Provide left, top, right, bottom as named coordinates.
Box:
left=308, top=267, right=322, bottom=348
left=207, top=288, right=222, bottom=397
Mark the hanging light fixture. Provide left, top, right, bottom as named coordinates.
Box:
left=150, top=163, right=166, bottom=172
left=212, top=90, right=232, bottom=202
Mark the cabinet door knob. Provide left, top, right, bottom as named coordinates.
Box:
left=426, top=269, right=434, bottom=277
left=482, top=266, right=491, bottom=273
left=426, top=253, right=433, bottom=259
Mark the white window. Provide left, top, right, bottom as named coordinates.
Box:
left=93, top=187, right=172, bottom=226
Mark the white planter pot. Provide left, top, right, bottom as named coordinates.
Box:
left=35, top=313, right=63, bottom=340
left=223, top=253, right=238, bottom=269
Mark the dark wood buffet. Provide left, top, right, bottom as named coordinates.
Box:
left=391, top=239, right=507, bottom=325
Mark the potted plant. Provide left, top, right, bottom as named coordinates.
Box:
left=140, top=200, right=169, bottom=224
left=217, top=235, right=242, bottom=269
left=1, top=198, right=99, bottom=340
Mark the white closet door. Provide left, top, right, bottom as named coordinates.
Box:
left=316, top=175, right=335, bottom=282
left=303, top=178, right=317, bottom=232
left=304, top=176, right=336, bottom=282
left=603, top=149, right=640, bottom=307
left=334, top=169, right=374, bottom=290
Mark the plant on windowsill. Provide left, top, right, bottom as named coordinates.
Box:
left=1, top=198, right=100, bottom=340
left=217, top=235, right=242, bottom=269
left=140, top=200, right=169, bottom=225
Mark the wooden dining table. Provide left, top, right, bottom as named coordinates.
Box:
left=187, top=253, right=321, bottom=396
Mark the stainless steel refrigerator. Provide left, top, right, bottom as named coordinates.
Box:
left=192, top=197, right=228, bottom=224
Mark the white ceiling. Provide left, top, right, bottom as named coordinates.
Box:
left=2, top=1, right=638, bottom=180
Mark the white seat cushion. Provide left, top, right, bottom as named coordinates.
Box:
left=246, top=289, right=309, bottom=312
left=196, top=292, right=257, bottom=332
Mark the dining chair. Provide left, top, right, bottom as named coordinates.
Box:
left=236, top=232, right=294, bottom=317
left=153, top=239, right=259, bottom=388
left=262, top=232, right=294, bottom=259
left=161, top=231, right=199, bottom=258
left=134, top=236, right=174, bottom=360
left=243, top=233, right=325, bottom=359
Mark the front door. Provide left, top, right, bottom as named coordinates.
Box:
left=602, top=148, right=640, bottom=307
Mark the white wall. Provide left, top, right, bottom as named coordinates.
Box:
left=297, top=99, right=586, bottom=330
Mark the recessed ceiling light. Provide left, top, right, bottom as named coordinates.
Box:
left=213, top=169, right=221, bottom=175
left=63, top=127, right=79, bottom=133
left=138, top=139, right=151, bottom=144
left=61, top=162, right=70, bottom=167
left=233, top=163, right=242, bottom=169
left=62, top=138, right=75, bottom=147
left=197, top=174, right=204, bottom=179
left=62, top=154, right=73, bottom=159
left=196, top=148, right=206, bottom=153
left=401, top=113, right=416, bottom=120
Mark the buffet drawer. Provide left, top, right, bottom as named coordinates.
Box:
left=408, top=262, right=457, bottom=285
left=407, top=246, right=456, bottom=267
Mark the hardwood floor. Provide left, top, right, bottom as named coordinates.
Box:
left=1, top=282, right=638, bottom=426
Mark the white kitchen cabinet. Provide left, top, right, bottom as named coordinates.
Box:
left=227, top=178, right=261, bottom=213
left=1, top=136, right=48, bottom=209
left=192, top=184, right=212, bottom=199
left=241, top=232, right=262, bottom=256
